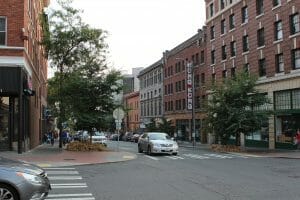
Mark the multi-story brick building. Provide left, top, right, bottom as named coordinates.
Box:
left=0, top=0, right=49, bottom=153
left=163, top=29, right=207, bottom=141
left=138, top=59, right=163, bottom=127
left=124, top=91, right=140, bottom=132
left=204, top=0, right=300, bottom=149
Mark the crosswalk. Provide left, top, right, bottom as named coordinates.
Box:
left=141, top=153, right=250, bottom=161
left=45, top=167, right=95, bottom=200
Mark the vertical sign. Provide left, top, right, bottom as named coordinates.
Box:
left=186, top=62, right=193, bottom=110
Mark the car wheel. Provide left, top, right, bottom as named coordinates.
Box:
left=0, top=184, right=19, bottom=200
left=172, top=152, right=178, bottom=156
left=138, top=145, right=143, bottom=153
left=147, top=146, right=152, bottom=155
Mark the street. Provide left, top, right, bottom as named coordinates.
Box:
left=45, top=141, right=300, bottom=200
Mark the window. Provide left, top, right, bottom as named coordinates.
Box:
left=195, top=74, right=200, bottom=87
left=256, top=0, right=264, bottom=16
left=201, top=73, right=205, bottom=84
left=258, top=58, right=266, bottom=77
left=274, top=20, right=283, bottom=41
left=241, top=6, right=248, bottom=24
left=210, top=3, right=214, bottom=17
left=182, top=80, right=185, bottom=90
left=195, top=53, right=199, bottom=65
left=231, top=67, right=236, bottom=77
left=210, top=26, right=215, bottom=40
left=211, top=50, right=215, bottom=64
left=0, top=17, right=6, bottom=45
left=290, top=13, right=300, bottom=35
left=222, top=70, right=227, bottom=81
left=220, top=0, right=225, bottom=10
left=221, top=19, right=226, bottom=34
left=229, top=14, right=235, bottom=30
left=222, top=45, right=227, bottom=60
left=292, top=48, right=300, bottom=69
left=182, top=99, right=186, bottom=110
left=275, top=53, right=284, bottom=73
left=243, top=35, right=249, bottom=52
left=230, top=41, right=236, bottom=57
left=200, top=50, right=205, bottom=63
left=257, top=28, right=265, bottom=47
left=273, top=0, right=280, bottom=7
left=244, top=63, right=250, bottom=73
left=212, top=73, right=216, bottom=84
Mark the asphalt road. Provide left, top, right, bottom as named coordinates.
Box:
left=53, top=141, right=300, bottom=200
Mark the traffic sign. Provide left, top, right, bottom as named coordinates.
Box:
left=113, top=108, right=125, bottom=120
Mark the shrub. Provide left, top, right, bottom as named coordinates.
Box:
left=66, top=141, right=107, bottom=151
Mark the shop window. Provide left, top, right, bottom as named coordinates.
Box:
left=275, top=90, right=291, bottom=110
left=292, top=89, right=300, bottom=109
left=246, top=119, right=269, bottom=141
left=0, top=17, right=6, bottom=45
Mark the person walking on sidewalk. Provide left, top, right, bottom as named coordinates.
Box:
left=295, top=129, right=300, bottom=149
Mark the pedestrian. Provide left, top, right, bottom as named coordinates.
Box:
left=295, top=129, right=300, bottom=149
left=48, top=131, right=54, bottom=146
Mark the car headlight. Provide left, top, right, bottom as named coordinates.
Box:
left=152, top=143, right=160, bottom=147
left=17, top=172, right=43, bottom=185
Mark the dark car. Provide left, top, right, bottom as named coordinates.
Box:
left=0, top=156, right=51, bottom=200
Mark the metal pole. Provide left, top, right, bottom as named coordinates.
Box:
left=192, top=63, right=196, bottom=147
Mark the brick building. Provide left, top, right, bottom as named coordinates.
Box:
left=0, top=0, right=50, bottom=153
left=124, top=91, right=140, bottom=132
left=204, top=0, right=300, bottom=149
left=163, top=29, right=207, bottom=141
left=138, top=59, right=163, bottom=127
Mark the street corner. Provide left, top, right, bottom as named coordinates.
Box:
left=121, top=152, right=137, bottom=161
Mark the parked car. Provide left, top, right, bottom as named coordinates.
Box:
left=73, top=131, right=89, bottom=142
left=0, top=156, right=51, bottom=200
left=91, top=131, right=107, bottom=146
left=122, top=132, right=133, bottom=141
left=138, top=132, right=178, bottom=155
left=109, top=134, right=119, bottom=141
left=131, top=133, right=141, bottom=143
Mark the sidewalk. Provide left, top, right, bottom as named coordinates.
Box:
left=178, top=141, right=300, bottom=159
left=0, top=143, right=137, bottom=167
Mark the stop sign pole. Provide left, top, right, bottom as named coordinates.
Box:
left=113, top=108, right=124, bottom=151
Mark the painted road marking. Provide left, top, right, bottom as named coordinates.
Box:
left=51, top=183, right=88, bottom=189
left=48, top=176, right=82, bottom=180
left=44, top=168, right=76, bottom=170
left=204, top=153, right=233, bottom=159
left=47, top=171, right=79, bottom=175
left=144, top=155, right=159, bottom=160
left=166, top=156, right=184, bottom=160
left=47, top=193, right=93, bottom=198
left=46, top=198, right=95, bottom=200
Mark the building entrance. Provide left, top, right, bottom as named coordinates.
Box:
left=0, top=97, right=10, bottom=150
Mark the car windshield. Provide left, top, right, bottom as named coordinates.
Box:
left=149, top=133, right=170, bottom=140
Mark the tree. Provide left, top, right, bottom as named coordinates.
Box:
left=43, top=0, right=122, bottom=146
left=157, top=117, right=175, bottom=136
left=204, top=71, right=271, bottom=145
left=146, top=118, right=158, bottom=132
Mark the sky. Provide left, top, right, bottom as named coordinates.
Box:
left=49, top=0, right=206, bottom=75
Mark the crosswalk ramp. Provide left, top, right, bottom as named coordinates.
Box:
left=44, top=167, right=95, bottom=200
left=142, top=153, right=250, bottom=161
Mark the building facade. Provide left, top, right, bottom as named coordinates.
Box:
left=163, top=29, right=207, bottom=142
left=0, top=0, right=49, bottom=153
left=123, top=91, right=140, bottom=132
left=138, top=59, right=164, bottom=127
left=204, top=0, right=300, bottom=149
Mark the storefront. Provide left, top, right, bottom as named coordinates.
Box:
left=176, top=119, right=201, bottom=141
left=0, top=67, right=33, bottom=153
left=274, top=88, right=300, bottom=149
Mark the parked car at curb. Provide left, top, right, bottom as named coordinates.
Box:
left=138, top=132, right=179, bottom=155
left=91, top=131, right=108, bottom=146
left=131, top=134, right=141, bottom=143
left=0, top=156, right=51, bottom=200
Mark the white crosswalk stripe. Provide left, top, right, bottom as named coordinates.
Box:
left=165, top=156, right=185, bottom=160
left=183, top=154, right=210, bottom=159
left=44, top=167, right=95, bottom=200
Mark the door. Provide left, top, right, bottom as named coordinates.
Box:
left=0, top=97, right=10, bottom=150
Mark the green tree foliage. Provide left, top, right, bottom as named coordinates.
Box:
left=157, top=117, right=175, bottom=136
left=44, top=0, right=122, bottom=134
left=146, top=118, right=158, bottom=132
left=204, top=71, right=271, bottom=145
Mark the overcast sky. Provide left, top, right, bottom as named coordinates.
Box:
left=49, top=0, right=206, bottom=74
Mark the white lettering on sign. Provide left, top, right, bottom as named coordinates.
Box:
left=186, top=62, right=193, bottom=110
